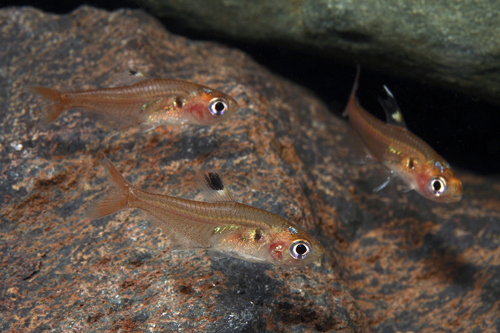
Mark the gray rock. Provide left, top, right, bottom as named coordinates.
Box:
left=137, top=0, right=500, bottom=104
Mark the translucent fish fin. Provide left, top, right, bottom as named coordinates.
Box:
left=206, top=249, right=227, bottom=260
left=98, top=98, right=165, bottom=135
left=208, top=249, right=268, bottom=264
left=129, top=67, right=152, bottom=79
left=145, top=211, right=218, bottom=251
left=107, top=130, right=121, bottom=138
left=166, top=226, right=206, bottom=252
left=346, top=127, right=377, bottom=165
left=84, top=153, right=132, bottom=220
left=373, top=177, right=391, bottom=192
left=139, top=124, right=159, bottom=133
left=109, top=120, right=160, bottom=136
left=110, top=67, right=153, bottom=87
left=27, top=86, right=66, bottom=123
left=378, top=85, right=407, bottom=128
left=343, top=64, right=361, bottom=117
left=400, top=181, right=414, bottom=193
left=101, top=116, right=140, bottom=136
left=197, top=171, right=236, bottom=203
left=373, top=170, right=397, bottom=192
left=402, top=185, right=413, bottom=193
left=115, top=99, right=165, bottom=131
left=116, top=117, right=141, bottom=130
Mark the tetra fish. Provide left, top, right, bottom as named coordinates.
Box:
left=343, top=67, right=462, bottom=203
left=85, top=154, right=323, bottom=267
left=29, top=69, right=238, bottom=131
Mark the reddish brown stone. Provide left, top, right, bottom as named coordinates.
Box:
left=0, top=6, right=367, bottom=333
left=1, top=5, right=499, bottom=333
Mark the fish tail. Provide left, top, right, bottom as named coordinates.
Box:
left=28, top=86, right=67, bottom=123
left=84, top=154, right=133, bottom=220
left=343, top=64, right=361, bottom=117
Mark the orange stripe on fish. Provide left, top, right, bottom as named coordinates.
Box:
left=343, top=66, right=462, bottom=203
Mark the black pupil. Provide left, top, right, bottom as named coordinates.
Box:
left=433, top=180, right=442, bottom=192
left=295, top=243, right=308, bottom=255
left=214, top=101, right=225, bottom=113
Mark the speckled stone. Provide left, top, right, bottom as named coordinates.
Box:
left=0, top=6, right=366, bottom=333
left=0, top=6, right=499, bottom=333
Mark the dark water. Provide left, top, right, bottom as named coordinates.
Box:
left=3, top=0, right=499, bottom=176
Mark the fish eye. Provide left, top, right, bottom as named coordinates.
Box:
left=429, top=177, right=446, bottom=196
left=209, top=98, right=228, bottom=116
left=289, top=240, right=311, bottom=260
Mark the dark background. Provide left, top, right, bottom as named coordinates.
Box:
left=3, top=0, right=499, bottom=175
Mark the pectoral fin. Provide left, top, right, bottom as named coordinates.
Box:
left=373, top=177, right=391, bottom=192
left=373, top=170, right=395, bottom=192
left=111, top=67, right=154, bottom=87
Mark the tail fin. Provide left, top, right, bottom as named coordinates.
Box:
left=343, top=65, right=361, bottom=117
left=84, top=153, right=132, bottom=220
left=28, top=86, right=66, bottom=123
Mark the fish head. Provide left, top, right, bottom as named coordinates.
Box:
left=415, top=160, right=463, bottom=203
left=266, top=225, right=324, bottom=267
left=186, top=88, right=239, bottom=125
left=213, top=223, right=323, bottom=266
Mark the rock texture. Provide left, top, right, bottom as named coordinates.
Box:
left=1, top=6, right=499, bottom=333
left=136, top=0, right=500, bottom=104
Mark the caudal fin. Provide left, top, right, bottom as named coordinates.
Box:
left=28, top=86, right=66, bottom=123
left=84, top=154, right=132, bottom=220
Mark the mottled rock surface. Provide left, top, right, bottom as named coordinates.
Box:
left=1, top=6, right=499, bottom=333
left=136, top=0, right=500, bottom=104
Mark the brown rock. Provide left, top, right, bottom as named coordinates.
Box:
left=1, top=5, right=499, bottom=333
left=0, top=6, right=366, bottom=332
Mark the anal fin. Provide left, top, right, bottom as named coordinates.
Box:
left=168, top=229, right=206, bottom=252
left=345, top=127, right=377, bottom=165
left=144, top=209, right=219, bottom=251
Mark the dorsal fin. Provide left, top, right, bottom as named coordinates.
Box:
left=197, top=171, right=236, bottom=203
left=128, top=67, right=152, bottom=80
left=111, top=67, right=153, bottom=87
left=377, top=85, right=407, bottom=128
